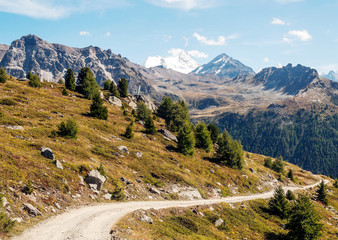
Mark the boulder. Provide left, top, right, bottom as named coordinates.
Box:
left=41, top=147, right=55, bottom=160
left=158, top=129, right=178, bottom=142
left=108, top=96, right=122, bottom=108
left=85, top=170, right=106, bottom=190
left=54, top=160, right=63, bottom=169
left=118, top=146, right=129, bottom=154
left=23, top=203, right=42, bottom=217
left=139, top=213, right=153, bottom=224
left=249, top=168, right=256, bottom=174
left=135, top=152, right=143, bottom=158
left=103, top=193, right=112, bottom=200
left=149, top=187, right=161, bottom=195
left=214, top=218, right=224, bottom=227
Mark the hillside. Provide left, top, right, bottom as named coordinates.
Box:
left=0, top=76, right=331, bottom=238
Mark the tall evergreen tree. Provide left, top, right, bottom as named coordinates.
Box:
left=124, top=124, right=134, bottom=139
left=77, top=67, right=99, bottom=99
left=216, top=130, right=244, bottom=169
left=0, top=67, right=8, bottom=83
left=269, top=186, right=289, bottom=219
left=103, top=79, right=111, bottom=90
left=207, top=123, right=219, bottom=143
left=90, top=92, right=108, bottom=120
left=137, top=102, right=151, bottom=121
left=272, top=156, right=285, bottom=174
left=109, top=81, right=120, bottom=97
left=287, top=169, right=295, bottom=181
left=286, top=190, right=296, bottom=200
left=118, top=78, right=128, bottom=98
left=316, top=180, right=328, bottom=206
left=26, top=71, right=33, bottom=80
left=145, top=116, right=157, bottom=134
left=157, top=96, right=174, bottom=120
left=195, top=122, right=212, bottom=153
left=65, top=68, right=76, bottom=91
left=177, top=123, right=195, bottom=156
left=286, top=194, right=323, bottom=240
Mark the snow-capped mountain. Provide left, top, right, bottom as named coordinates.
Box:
left=145, top=48, right=200, bottom=74
left=192, top=53, right=255, bottom=78
left=322, top=70, right=338, bottom=82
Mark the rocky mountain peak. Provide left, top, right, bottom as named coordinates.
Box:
left=252, top=64, right=320, bottom=95
left=191, top=53, right=255, bottom=78
left=322, top=70, right=338, bottom=82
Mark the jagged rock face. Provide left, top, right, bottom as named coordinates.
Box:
left=252, top=64, right=320, bottom=95
left=322, top=70, right=338, bottom=82
left=0, top=44, right=9, bottom=61
left=0, top=35, right=151, bottom=94
left=192, top=53, right=255, bottom=78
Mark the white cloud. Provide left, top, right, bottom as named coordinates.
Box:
left=105, top=32, right=111, bottom=37
left=147, top=0, right=220, bottom=10
left=80, top=31, right=90, bottom=36
left=277, top=63, right=283, bottom=68
left=188, top=50, right=208, bottom=58
left=271, top=18, right=288, bottom=25
left=263, top=57, right=269, bottom=63
left=0, top=0, right=129, bottom=20
left=283, top=30, right=312, bottom=43
left=183, top=37, right=189, bottom=47
left=193, top=32, right=236, bottom=46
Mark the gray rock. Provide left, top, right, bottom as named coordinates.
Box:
left=249, top=168, right=256, bottom=174
left=118, top=146, right=129, bottom=154
left=109, top=96, right=122, bottom=108
left=85, top=170, right=107, bottom=191
left=209, top=169, right=215, bottom=174
left=54, top=160, right=63, bottom=169
left=149, top=187, right=161, bottom=195
left=2, top=197, right=8, bottom=207
left=158, top=129, right=178, bottom=142
left=214, top=218, right=224, bottom=227
left=41, top=147, right=55, bottom=160
left=23, top=203, right=42, bottom=217
left=135, top=95, right=158, bottom=112
left=54, top=203, right=61, bottom=210
left=120, top=177, right=132, bottom=185
left=79, top=175, right=85, bottom=186
left=128, top=100, right=137, bottom=110
left=135, top=152, right=143, bottom=158
left=139, top=214, right=153, bottom=224
left=1, top=125, right=25, bottom=130
left=103, top=193, right=112, bottom=200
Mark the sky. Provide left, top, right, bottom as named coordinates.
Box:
left=0, top=0, right=337, bottom=73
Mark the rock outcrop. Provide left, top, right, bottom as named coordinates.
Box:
left=158, top=129, right=178, bottom=142
left=41, top=147, right=55, bottom=160
left=85, top=170, right=106, bottom=191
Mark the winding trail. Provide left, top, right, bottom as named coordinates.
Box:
left=12, top=181, right=325, bottom=240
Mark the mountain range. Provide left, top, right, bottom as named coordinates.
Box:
left=322, top=70, right=338, bottom=82
left=1, top=35, right=337, bottom=177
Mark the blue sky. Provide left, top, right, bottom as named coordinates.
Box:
left=0, top=0, right=337, bottom=73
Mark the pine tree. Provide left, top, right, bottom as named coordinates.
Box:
left=287, top=169, right=295, bottom=181
left=124, top=124, right=134, bottom=139
left=177, top=123, right=195, bottom=156
left=109, top=81, right=120, bottom=97
left=216, top=130, right=244, bottom=169
left=269, top=186, right=289, bottom=219
left=316, top=180, right=328, bottom=206
left=137, top=102, right=151, bottom=121
left=58, top=118, right=78, bottom=139
left=77, top=67, right=99, bottom=99
left=65, top=68, right=76, bottom=91
left=0, top=67, right=8, bottom=83
left=157, top=96, right=174, bottom=120
left=195, top=122, right=212, bottom=153
left=28, top=74, right=41, bottom=88
left=145, top=116, right=157, bottom=134
left=118, top=78, right=128, bottom=98
left=207, top=123, right=219, bottom=143
left=272, top=156, right=285, bottom=174
left=264, top=157, right=272, bottom=169
left=286, top=190, right=296, bottom=200
left=26, top=71, right=33, bottom=80
left=103, top=79, right=111, bottom=90
left=286, top=194, right=323, bottom=240
left=62, top=88, right=69, bottom=96
left=90, top=92, right=108, bottom=120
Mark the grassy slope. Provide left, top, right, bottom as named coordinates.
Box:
left=113, top=187, right=338, bottom=240
left=0, top=77, right=329, bottom=237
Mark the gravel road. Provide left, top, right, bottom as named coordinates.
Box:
left=12, top=181, right=324, bottom=240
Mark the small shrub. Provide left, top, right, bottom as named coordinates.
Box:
left=28, top=74, right=41, bottom=88
left=90, top=93, right=108, bottom=120
left=272, top=156, right=284, bottom=174
left=0, top=98, right=17, bottom=106
left=264, top=157, right=272, bottom=168
left=334, top=178, right=338, bottom=188
left=97, top=163, right=106, bottom=177
left=0, top=112, right=2, bottom=118
left=0, top=67, right=8, bottom=83
left=145, top=116, right=157, bottom=134
left=287, top=169, right=294, bottom=181
left=0, top=212, right=15, bottom=233
left=58, top=118, right=78, bottom=139
left=286, top=190, right=295, bottom=200
left=103, top=79, right=111, bottom=90
left=22, top=180, right=34, bottom=194
left=111, top=179, right=125, bottom=201
left=124, top=125, right=134, bottom=139
left=62, top=88, right=69, bottom=96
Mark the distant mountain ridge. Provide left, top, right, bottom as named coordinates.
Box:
left=192, top=53, right=255, bottom=78
left=322, top=70, right=338, bottom=82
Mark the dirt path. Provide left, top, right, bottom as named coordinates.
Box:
left=12, top=181, right=325, bottom=240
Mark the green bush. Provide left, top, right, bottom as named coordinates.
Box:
left=103, top=79, right=111, bottom=90
left=286, top=190, right=296, bottom=200
left=264, top=157, right=272, bottom=168
left=28, top=74, right=41, bottom=88
left=0, top=211, right=15, bottom=233
left=124, top=125, right=134, bottom=139
left=0, top=112, right=2, bottom=118
left=109, top=81, right=120, bottom=97
left=287, top=169, right=294, bottom=181
left=268, top=186, right=289, bottom=219
left=62, top=88, right=69, bottom=96
left=137, top=102, right=151, bottom=121
left=334, top=178, right=338, bottom=188
left=177, top=123, right=195, bottom=156
left=58, top=118, right=78, bottom=139
left=97, top=163, right=106, bottom=177
left=272, top=156, right=285, bottom=174
left=0, top=67, right=8, bottom=83
left=145, top=116, right=157, bottom=134
left=111, top=179, right=125, bottom=201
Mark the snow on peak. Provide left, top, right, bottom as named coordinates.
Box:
left=145, top=48, right=202, bottom=74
